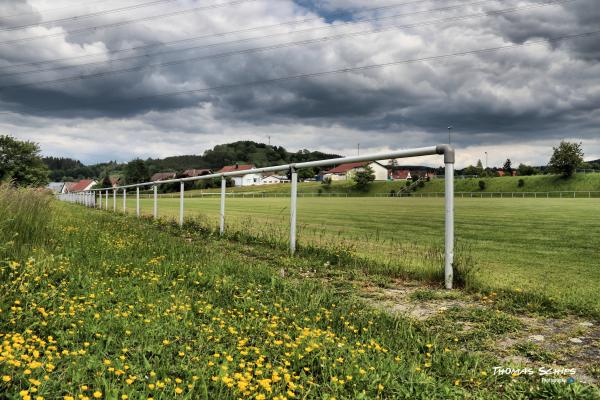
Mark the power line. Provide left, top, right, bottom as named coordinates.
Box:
left=0, top=0, right=122, bottom=19
left=0, top=0, right=177, bottom=31
left=0, top=0, right=442, bottom=72
left=0, top=0, right=575, bottom=90
left=0, top=0, right=259, bottom=47
left=0, top=0, right=501, bottom=78
left=2, top=29, right=597, bottom=115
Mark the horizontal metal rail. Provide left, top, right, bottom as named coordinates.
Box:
left=57, top=145, right=456, bottom=289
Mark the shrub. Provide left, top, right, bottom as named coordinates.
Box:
left=389, top=190, right=396, bottom=197
left=517, top=179, right=525, bottom=188
left=478, top=180, right=486, bottom=190
left=321, top=176, right=332, bottom=187
left=353, top=166, right=375, bottom=191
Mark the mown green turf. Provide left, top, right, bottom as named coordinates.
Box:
left=1, top=196, right=597, bottom=399
left=123, top=197, right=600, bottom=317
left=158, top=173, right=600, bottom=197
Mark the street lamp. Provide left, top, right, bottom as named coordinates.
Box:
left=485, top=152, right=488, bottom=169
left=448, top=126, right=453, bottom=145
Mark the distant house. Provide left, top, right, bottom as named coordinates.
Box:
left=151, top=172, right=176, bottom=182
left=64, top=182, right=77, bottom=193
left=390, top=170, right=412, bottom=181
left=110, top=177, right=121, bottom=187
left=66, top=179, right=97, bottom=192
left=262, top=175, right=290, bottom=185
left=323, top=161, right=388, bottom=181
left=218, top=164, right=261, bottom=186
left=46, top=182, right=65, bottom=194
left=182, top=169, right=212, bottom=178
left=497, top=170, right=518, bottom=177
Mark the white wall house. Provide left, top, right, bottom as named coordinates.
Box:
left=218, top=164, right=263, bottom=187
left=233, top=173, right=263, bottom=187
left=261, top=175, right=289, bottom=185
left=323, top=161, right=389, bottom=181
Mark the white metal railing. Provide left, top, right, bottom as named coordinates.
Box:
left=57, top=145, right=456, bottom=289
left=105, top=190, right=600, bottom=199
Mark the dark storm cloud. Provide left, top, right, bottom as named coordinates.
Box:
left=0, top=0, right=599, bottom=165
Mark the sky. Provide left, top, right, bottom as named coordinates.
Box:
left=0, top=0, right=598, bottom=168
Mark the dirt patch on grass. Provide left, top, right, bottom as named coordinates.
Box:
left=361, top=279, right=600, bottom=385
left=361, top=279, right=482, bottom=320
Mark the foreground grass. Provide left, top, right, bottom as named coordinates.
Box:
left=123, top=197, right=600, bottom=318
left=1, top=198, right=597, bottom=399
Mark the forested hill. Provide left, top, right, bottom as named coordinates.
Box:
left=44, top=141, right=342, bottom=181
left=145, top=141, right=341, bottom=170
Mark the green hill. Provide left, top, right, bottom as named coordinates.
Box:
left=418, top=173, right=600, bottom=193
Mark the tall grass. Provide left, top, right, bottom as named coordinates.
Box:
left=0, top=185, right=52, bottom=259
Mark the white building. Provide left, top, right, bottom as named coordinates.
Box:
left=323, top=161, right=389, bottom=181
left=218, top=164, right=262, bottom=187
left=261, top=175, right=290, bottom=185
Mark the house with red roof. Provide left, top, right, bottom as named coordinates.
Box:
left=182, top=169, right=212, bottom=178
left=323, top=161, right=388, bottom=181
left=65, top=179, right=97, bottom=192
left=217, top=164, right=261, bottom=186
left=390, top=169, right=412, bottom=181
left=151, top=172, right=176, bottom=182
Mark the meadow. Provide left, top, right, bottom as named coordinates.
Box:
left=1, top=187, right=599, bottom=398
left=160, top=173, right=600, bottom=197
left=124, top=196, right=600, bottom=318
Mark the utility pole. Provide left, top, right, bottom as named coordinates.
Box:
left=448, top=126, right=453, bottom=145
left=357, top=143, right=360, bottom=156
left=268, top=135, right=271, bottom=146
left=485, top=151, right=488, bottom=169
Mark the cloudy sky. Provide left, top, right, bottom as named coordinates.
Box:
left=0, top=0, right=598, bottom=167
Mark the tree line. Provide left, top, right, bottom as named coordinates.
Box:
left=0, top=135, right=594, bottom=188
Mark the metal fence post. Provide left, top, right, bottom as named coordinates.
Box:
left=220, top=177, right=226, bottom=235
left=136, top=187, right=140, bottom=217
left=99, top=191, right=102, bottom=209
left=123, top=189, right=127, bottom=212
left=179, top=181, right=184, bottom=227
left=153, top=185, right=158, bottom=219
left=290, top=167, right=298, bottom=255
left=113, top=189, right=116, bottom=211
left=105, top=190, right=108, bottom=210
left=444, top=148, right=455, bottom=290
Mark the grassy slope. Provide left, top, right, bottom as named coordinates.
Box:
left=419, top=173, right=600, bottom=193
left=168, top=173, right=600, bottom=196
left=6, top=202, right=597, bottom=399
left=125, top=197, right=600, bottom=317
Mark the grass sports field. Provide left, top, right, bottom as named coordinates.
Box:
left=121, top=197, right=600, bottom=317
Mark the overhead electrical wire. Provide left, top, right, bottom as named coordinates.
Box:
left=0, top=0, right=122, bottom=19
left=0, top=0, right=260, bottom=46
left=1, top=29, right=597, bottom=116
left=0, top=0, right=445, bottom=72
left=0, top=0, right=575, bottom=90
left=0, top=0, right=506, bottom=78
left=0, top=0, right=177, bottom=31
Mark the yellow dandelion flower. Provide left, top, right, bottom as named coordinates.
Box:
left=93, top=391, right=102, bottom=398
left=174, top=387, right=183, bottom=394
